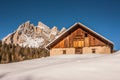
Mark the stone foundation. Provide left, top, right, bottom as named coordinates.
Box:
left=50, top=48, right=75, bottom=56
left=83, top=46, right=111, bottom=54
left=50, top=46, right=111, bottom=56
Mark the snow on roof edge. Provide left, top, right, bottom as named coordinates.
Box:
left=77, top=22, right=114, bottom=45
left=45, top=23, right=77, bottom=49
left=45, top=22, right=114, bottom=49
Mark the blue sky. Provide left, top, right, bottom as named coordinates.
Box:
left=0, top=0, right=120, bottom=50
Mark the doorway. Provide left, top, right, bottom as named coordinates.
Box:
left=63, top=50, right=66, bottom=54
left=75, top=48, right=82, bottom=54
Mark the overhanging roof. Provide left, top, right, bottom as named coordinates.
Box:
left=46, top=22, right=114, bottom=50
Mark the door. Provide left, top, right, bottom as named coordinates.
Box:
left=63, top=50, right=66, bottom=54
left=75, top=48, right=82, bottom=54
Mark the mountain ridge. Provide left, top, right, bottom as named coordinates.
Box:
left=2, top=21, right=66, bottom=48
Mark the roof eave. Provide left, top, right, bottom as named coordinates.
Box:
left=45, top=22, right=114, bottom=50
left=77, top=22, right=114, bottom=45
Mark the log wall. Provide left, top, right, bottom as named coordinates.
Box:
left=53, top=28, right=107, bottom=48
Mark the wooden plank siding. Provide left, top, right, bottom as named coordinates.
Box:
left=53, top=27, right=106, bottom=48
left=46, top=23, right=114, bottom=55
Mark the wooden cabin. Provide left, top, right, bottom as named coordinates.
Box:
left=46, top=22, right=114, bottom=56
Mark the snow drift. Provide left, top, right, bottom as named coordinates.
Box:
left=0, top=51, right=120, bottom=80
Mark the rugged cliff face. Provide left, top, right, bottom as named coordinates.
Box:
left=2, top=21, right=66, bottom=48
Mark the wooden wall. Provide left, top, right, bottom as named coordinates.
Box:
left=53, top=28, right=108, bottom=48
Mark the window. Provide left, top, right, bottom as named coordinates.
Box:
left=78, top=41, right=84, bottom=47
left=73, top=41, right=78, bottom=47
left=63, top=50, right=66, bottom=54
left=93, top=38, right=96, bottom=46
left=92, top=49, right=96, bottom=53
left=85, top=33, right=88, bottom=37
left=73, top=40, right=84, bottom=47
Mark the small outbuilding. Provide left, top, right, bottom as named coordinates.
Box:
left=46, top=22, right=114, bottom=56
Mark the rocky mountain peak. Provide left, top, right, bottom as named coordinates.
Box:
left=37, top=22, right=50, bottom=34
left=38, top=22, right=44, bottom=27
left=58, top=27, right=66, bottom=35
left=25, top=21, right=30, bottom=27
left=51, top=26, right=58, bottom=35
left=2, top=21, right=66, bottom=48
left=60, top=27, right=66, bottom=32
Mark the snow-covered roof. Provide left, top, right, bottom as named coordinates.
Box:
left=46, top=22, right=114, bottom=50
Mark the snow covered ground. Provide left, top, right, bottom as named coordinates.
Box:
left=0, top=51, right=120, bottom=80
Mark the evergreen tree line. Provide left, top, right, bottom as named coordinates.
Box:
left=0, top=40, right=49, bottom=64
